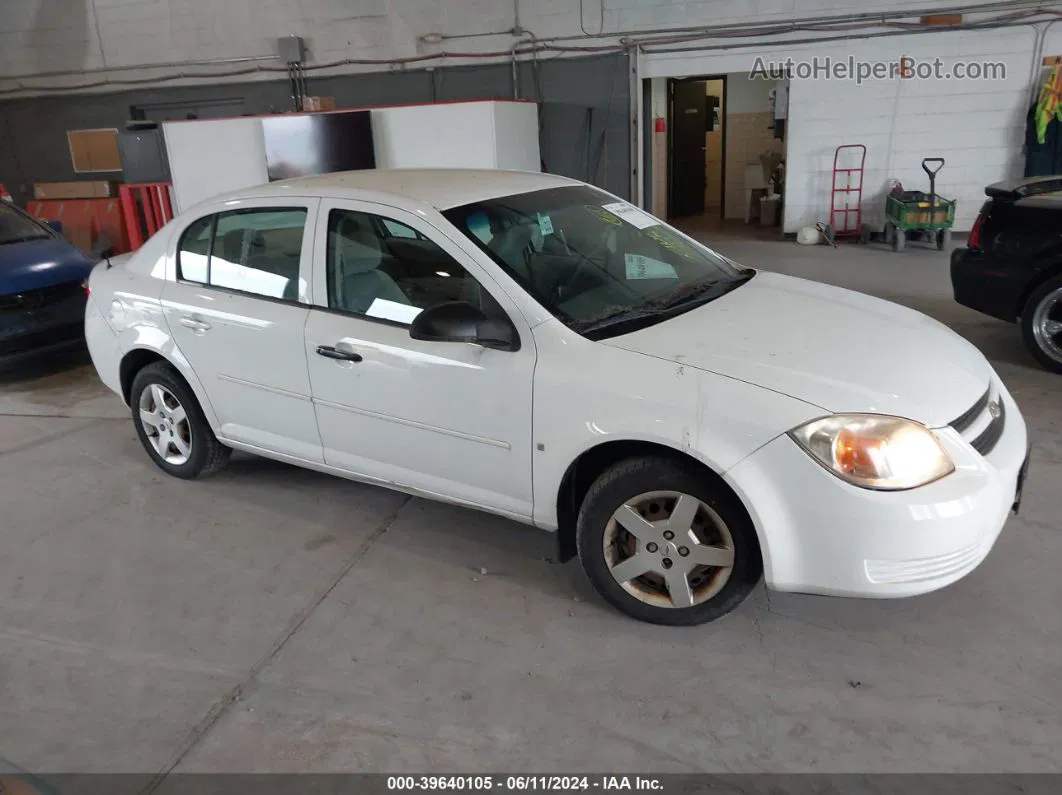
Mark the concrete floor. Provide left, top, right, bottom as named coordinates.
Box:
left=1, top=238, right=1059, bottom=778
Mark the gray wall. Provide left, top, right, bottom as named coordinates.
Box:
left=0, top=53, right=630, bottom=205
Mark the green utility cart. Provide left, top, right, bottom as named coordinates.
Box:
left=883, top=157, right=956, bottom=252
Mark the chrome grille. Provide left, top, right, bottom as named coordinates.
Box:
left=949, top=383, right=1005, bottom=457
left=950, top=388, right=989, bottom=434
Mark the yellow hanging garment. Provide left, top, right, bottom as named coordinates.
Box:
left=1036, top=63, right=1062, bottom=145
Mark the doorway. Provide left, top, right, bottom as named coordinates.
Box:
left=662, top=71, right=787, bottom=242
left=667, top=76, right=726, bottom=219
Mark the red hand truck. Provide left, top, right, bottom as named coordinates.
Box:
left=830, top=144, right=867, bottom=242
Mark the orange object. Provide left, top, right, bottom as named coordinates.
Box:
left=28, top=197, right=131, bottom=254
left=119, top=183, right=174, bottom=250
left=33, top=180, right=120, bottom=200
left=920, top=14, right=962, bottom=25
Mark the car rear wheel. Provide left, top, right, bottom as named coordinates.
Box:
left=1021, top=276, right=1062, bottom=374
left=576, top=457, right=762, bottom=626
left=130, top=362, right=231, bottom=478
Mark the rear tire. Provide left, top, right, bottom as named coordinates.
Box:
left=575, top=456, right=762, bottom=626
left=1020, top=276, right=1062, bottom=375
left=936, top=228, right=951, bottom=251
left=130, top=362, right=231, bottom=478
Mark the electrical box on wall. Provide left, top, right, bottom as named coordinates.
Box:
left=276, top=35, right=305, bottom=64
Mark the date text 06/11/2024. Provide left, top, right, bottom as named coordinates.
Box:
left=386, top=776, right=664, bottom=791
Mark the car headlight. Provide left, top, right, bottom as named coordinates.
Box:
left=788, top=414, right=955, bottom=490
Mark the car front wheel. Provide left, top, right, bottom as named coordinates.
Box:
left=1021, top=276, right=1062, bottom=375
left=576, top=457, right=762, bottom=626
left=130, top=361, right=231, bottom=478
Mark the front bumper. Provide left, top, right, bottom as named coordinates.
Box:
left=0, top=293, right=87, bottom=367
left=725, top=378, right=1028, bottom=598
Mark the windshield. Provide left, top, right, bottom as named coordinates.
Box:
left=0, top=203, right=51, bottom=246
left=443, top=185, right=753, bottom=339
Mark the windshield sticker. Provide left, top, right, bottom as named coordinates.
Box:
left=466, top=211, right=493, bottom=245
left=602, top=201, right=659, bottom=230
left=644, top=226, right=697, bottom=261
left=625, top=254, right=678, bottom=280
left=537, top=213, right=554, bottom=236
left=585, top=205, right=623, bottom=226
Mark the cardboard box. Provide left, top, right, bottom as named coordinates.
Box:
left=33, top=180, right=120, bottom=200
left=303, top=96, right=336, bottom=112
left=64, top=225, right=94, bottom=252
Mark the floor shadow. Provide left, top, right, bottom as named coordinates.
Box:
left=0, top=347, right=92, bottom=387
left=206, top=451, right=565, bottom=582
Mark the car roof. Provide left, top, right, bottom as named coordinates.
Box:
left=209, top=169, right=586, bottom=212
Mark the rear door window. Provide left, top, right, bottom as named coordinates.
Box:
left=176, top=208, right=308, bottom=301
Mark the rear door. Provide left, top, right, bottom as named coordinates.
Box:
left=161, top=197, right=324, bottom=462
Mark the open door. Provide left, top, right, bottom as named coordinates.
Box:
left=668, top=79, right=708, bottom=218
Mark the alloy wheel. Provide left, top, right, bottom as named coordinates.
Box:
left=603, top=490, right=735, bottom=609
left=1032, top=287, right=1062, bottom=365
left=138, top=383, right=193, bottom=466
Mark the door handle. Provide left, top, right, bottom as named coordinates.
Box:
left=179, top=316, right=211, bottom=332
left=316, top=345, right=363, bottom=363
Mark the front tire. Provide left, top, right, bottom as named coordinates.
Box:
left=1021, top=276, right=1062, bottom=375
left=575, top=457, right=762, bottom=626
left=130, top=362, right=231, bottom=478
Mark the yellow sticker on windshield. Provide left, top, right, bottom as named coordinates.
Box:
left=644, top=227, right=697, bottom=260
left=585, top=205, right=623, bottom=226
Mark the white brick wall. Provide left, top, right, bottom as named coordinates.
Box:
left=0, top=0, right=1000, bottom=87
left=645, top=23, right=1056, bottom=232
left=1, top=0, right=1054, bottom=231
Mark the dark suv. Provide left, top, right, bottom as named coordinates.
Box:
left=951, top=175, right=1062, bottom=374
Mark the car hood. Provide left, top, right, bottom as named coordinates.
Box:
left=602, top=271, right=990, bottom=428
left=0, top=237, right=95, bottom=294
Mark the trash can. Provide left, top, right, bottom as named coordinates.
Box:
left=759, top=195, right=781, bottom=227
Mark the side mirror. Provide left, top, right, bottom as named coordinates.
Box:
left=409, top=301, right=518, bottom=351
left=45, top=219, right=63, bottom=233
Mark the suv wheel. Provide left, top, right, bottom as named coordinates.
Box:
left=576, top=457, right=762, bottom=626
left=1021, top=276, right=1062, bottom=374
left=130, top=362, right=232, bottom=478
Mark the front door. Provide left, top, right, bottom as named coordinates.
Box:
left=303, top=200, right=536, bottom=519
left=669, top=79, right=708, bottom=218
left=161, top=198, right=324, bottom=462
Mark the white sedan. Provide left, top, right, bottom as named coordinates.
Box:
left=85, top=169, right=1030, bottom=625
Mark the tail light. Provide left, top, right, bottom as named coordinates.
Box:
left=967, top=212, right=986, bottom=249
left=82, top=278, right=90, bottom=297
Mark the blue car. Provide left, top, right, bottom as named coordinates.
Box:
left=0, top=200, right=97, bottom=367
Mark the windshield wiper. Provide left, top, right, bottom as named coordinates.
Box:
left=656, top=271, right=755, bottom=309
left=572, top=273, right=755, bottom=337
left=571, top=306, right=670, bottom=335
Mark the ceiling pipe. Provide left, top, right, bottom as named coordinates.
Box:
left=2, top=3, right=1060, bottom=97
left=638, top=14, right=1057, bottom=55
left=5, top=0, right=1057, bottom=83
left=545, top=0, right=1062, bottom=42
